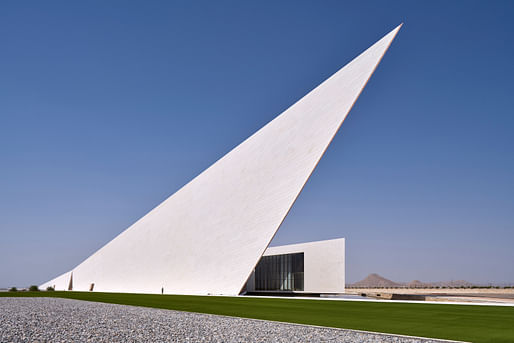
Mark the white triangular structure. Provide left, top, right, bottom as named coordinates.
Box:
left=41, top=25, right=401, bottom=295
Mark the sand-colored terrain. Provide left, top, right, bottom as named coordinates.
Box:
left=347, top=287, right=514, bottom=295
left=346, top=288, right=514, bottom=304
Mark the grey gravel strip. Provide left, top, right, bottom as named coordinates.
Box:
left=0, top=297, right=460, bottom=343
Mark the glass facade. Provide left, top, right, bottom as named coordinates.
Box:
left=254, top=252, right=304, bottom=291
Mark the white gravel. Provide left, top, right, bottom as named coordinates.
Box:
left=0, top=297, right=458, bottom=342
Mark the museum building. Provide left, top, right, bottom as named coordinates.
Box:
left=40, top=25, right=400, bottom=296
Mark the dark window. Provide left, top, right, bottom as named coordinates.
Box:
left=254, top=252, right=304, bottom=291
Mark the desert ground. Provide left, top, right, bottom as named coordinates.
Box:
left=346, top=287, right=514, bottom=304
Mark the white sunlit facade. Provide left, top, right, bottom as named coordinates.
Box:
left=245, top=238, right=345, bottom=294
left=40, top=25, right=400, bottom=296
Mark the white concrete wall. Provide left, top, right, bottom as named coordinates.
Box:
left=42, top=271, right=71, bottom=291
left=247, top=238, right=345, bottom=293
left=40, top=26, right=400, bottom=296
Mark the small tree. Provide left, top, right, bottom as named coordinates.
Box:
left=46, top=286, right=55, bottom=291
left=29, top=285, right=40, bottom=292
left=9, top=287, right=17, bottom=292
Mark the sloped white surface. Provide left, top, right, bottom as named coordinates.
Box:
left=42, top=271, right=71, bottom=291
left=41, top=25, right=401, bottom=295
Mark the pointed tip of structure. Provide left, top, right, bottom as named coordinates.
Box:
left=382, top=23, right=402, bottom=45
left=393, top=23, right=403, bottom=34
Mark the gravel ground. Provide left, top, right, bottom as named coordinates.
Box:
left=0, top=297, right=459, bottom=343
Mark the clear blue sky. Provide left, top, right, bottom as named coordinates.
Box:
left=1, top=1, right=513, bottom=287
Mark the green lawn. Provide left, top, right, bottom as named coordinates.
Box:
left=2, top=291, right=513, bottom=342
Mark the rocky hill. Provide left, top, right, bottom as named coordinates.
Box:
left=350, top=273, right=403, bottom=288
left=349, top=274, right=475, bottom=288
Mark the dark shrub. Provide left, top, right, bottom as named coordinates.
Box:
left=46, top=286, right=55, bottom=291
left=9, top=287, right=17, bottom=292
left=29, top=285, right=40, bottom=292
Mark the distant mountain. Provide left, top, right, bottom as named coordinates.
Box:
left=429, top=280, right=475, bottom=288
left=349, top=274, right=476, bottom=288
left=350, top=273, right=403, bottom=288
left=407, top=280, right=425, bottom=288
